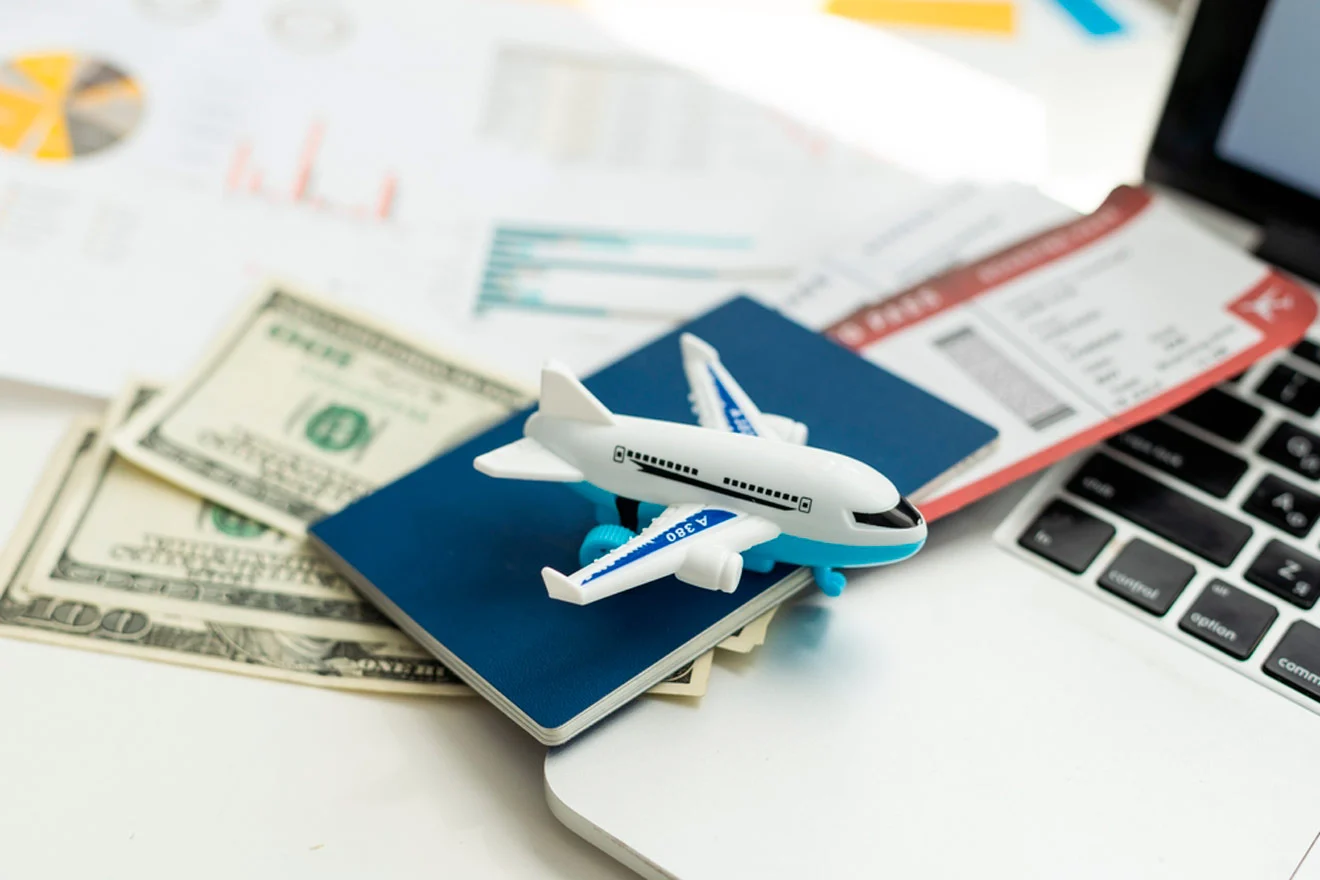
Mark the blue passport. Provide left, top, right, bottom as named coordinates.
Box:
left=310, top=296, right=996, bottom=744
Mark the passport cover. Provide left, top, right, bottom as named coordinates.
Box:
left=310, top=296, right=998, bottom=743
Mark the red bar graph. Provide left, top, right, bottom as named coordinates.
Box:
left=225, top=121, right=397, bottom=222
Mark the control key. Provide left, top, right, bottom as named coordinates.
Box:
left=1097, top=539, right=1193, bottom=616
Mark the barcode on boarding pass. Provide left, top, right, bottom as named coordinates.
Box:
left=934, top=326, right=1075, bottom=431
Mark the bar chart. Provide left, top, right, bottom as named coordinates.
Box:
left=474, top=224, right=793, bottom=320
left=225, top=120, right=398, bottom=223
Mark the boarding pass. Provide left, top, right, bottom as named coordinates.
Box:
left=794, top=186, right=1317, bottom=520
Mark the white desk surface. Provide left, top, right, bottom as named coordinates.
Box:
left=0, top=3, right=1180, bottom=877
left=0, top=380, right=639, bottom=879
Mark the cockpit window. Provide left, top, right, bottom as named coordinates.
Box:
left=852, top=498, right=922, bottom=529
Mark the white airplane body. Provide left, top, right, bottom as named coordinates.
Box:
left=474, top=334, right=927, bottom=605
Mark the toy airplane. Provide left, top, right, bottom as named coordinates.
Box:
left=473, top=334, right=927, bottom=605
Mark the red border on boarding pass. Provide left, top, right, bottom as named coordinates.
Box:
left=823, top=185, right=1318, bottom=522
left=826, top=186, right=1153, bottom=349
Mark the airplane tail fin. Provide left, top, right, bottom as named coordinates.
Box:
left=539, top=361, right=615, bottom=426
left=679, top=332, right=720, bottom=368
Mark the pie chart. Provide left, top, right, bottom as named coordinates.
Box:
left=0, top=51, right=143, bottom=162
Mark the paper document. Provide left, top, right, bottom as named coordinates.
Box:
left=0, top=0, right=916, bottom=397
left=779, top=183, right=1074, bottom=330
left=811, top=186, right=1316, bottom=520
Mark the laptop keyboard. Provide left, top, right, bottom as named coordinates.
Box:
left=995, top=339, right=1320, bottom=714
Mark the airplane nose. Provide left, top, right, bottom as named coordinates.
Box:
left=894, top=495, right=923, bottom=528
left=901, top=497, right=928, bottom=545
left=850, top=495, right=926, bottom=530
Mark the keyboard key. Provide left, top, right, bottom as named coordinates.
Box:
left=1067, top=453, right=1252, bottom=567
left=1178, top=580, right=1277, bottom=660
left=1096, top=539, right=1194, bottom=616
left=1245, top=540, right=1320, bottom=609
left=1263, top=620, right=1320, bottom=702
left=1018, top=499, right=1114, bottom=574
left=1256, top=364, right=1320, bottom=417
left=1259, top=422, right=1320, bottom=480
left=1171, top=388, right=1262, bottom=443
left=1293, top=339, right=1320, bottom=369
left=1106, top=419, right=1246, bottom=498
left=1241, top=474, right=1320, bottom=537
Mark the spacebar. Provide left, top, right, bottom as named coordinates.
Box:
left=1066, top=453, right=1252, bottom=567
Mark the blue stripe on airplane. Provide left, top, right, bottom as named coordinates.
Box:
left=757, top=534, right=925, bottom=568
left=582, top=508, right=738, bottom=584
left=708, top=365, right=757, bottom=436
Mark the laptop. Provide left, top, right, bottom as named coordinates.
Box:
left=543, top=1, right=1320, bottom=877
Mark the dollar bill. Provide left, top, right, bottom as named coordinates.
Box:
left=0, top=420, right=468, bottom=695
left=19, top=388, right=703, bottom=698
left=112, top=286, right=532, bottom=535
left=32, top=383, right=403, bottom=641
left=648, top=650, right=712, bottom=697
left=717, top=606, right=777, bottom=653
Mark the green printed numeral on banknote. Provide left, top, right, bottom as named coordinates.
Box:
left=33, top=383, right=400, bottom=641
left=112, top=287, right=532, bottom=535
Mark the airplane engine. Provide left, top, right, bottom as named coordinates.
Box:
left=675, top=546, right=743, bottom=593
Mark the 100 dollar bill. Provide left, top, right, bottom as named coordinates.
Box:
left=112, top=286, right=532, bottom=535
left=32, top=383, right=402, bottom=641
left=1, top=420, right=466, bottom=694
left=15, top=387, right=712, bottom=697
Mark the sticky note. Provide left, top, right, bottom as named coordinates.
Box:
left=826, top=0, right=1016, bottom=35
left=1048, top=0, right=1124, bottom=37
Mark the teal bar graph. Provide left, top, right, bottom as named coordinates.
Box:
left=475, top=224, right=783, bottom=320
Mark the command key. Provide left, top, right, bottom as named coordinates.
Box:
left=1263, top=620, right=1320, bottom=702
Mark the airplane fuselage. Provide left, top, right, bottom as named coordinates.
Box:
left=526, top=412, right=927, bottom=569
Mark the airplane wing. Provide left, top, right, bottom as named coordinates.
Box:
left=542, top=504, right=780, bottom=605
left=680, top=333, right=807, bottom=444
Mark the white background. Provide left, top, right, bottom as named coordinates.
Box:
left=0, top=0, right=1184, bottom=876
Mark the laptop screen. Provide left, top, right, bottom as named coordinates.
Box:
left=1146, top=0, right=1320, bottom=277
left=1216, top=0, right=1320, bottom=202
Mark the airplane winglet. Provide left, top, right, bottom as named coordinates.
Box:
left=542, top=567, right=588, bottom=605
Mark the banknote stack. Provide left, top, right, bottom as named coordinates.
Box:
left=0, top=286, right=776, bottom=699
